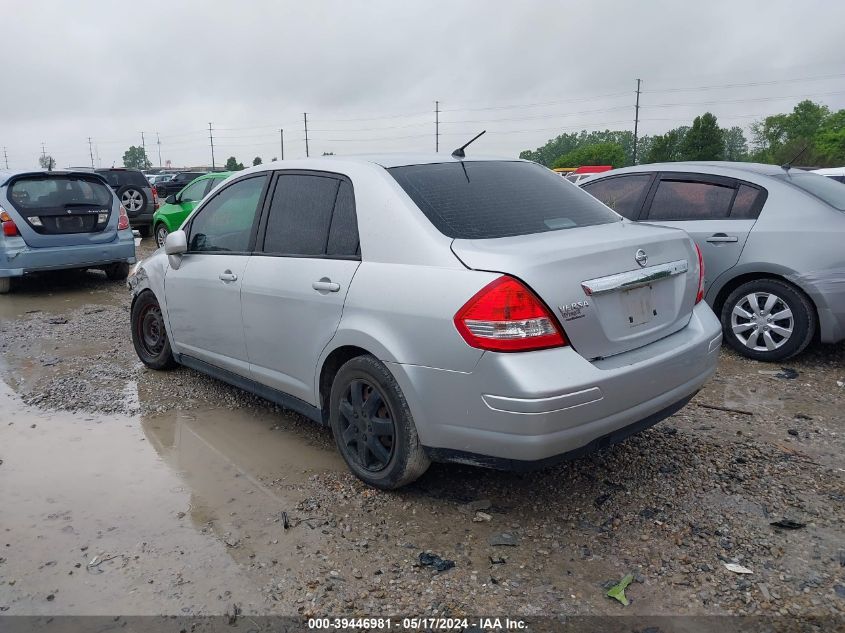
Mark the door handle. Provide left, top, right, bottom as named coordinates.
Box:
left=705, top=233, right=738, bottom=243
left=312, top=279, right=341, bottom=292
left=219, top=270, right=238, bottom=282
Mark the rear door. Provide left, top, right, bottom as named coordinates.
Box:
left=640, top=173, right=764, bottom=293
left=241, top=171, right=361, bottom=404
left=164, top=174, right=268, bottom=374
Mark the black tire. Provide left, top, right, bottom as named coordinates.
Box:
left=0, top=277, right=10, bottom=295
left=131, top=291, right=177, bottom=370
left=137, top=224, right=152, bottom=238
left=104, top=262, right=130, bottom=281
left=720, top=278, right=815, bottom=362
left=117, top=185, right=148, bottom=216
left=154, top=223, right=169, bottom=248
left=329, top=355, right=430, bottom=489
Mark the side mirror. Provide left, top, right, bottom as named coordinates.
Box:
left=165, top=230, right=188, bottom=269
left=165, top=194, right=177, bottom=204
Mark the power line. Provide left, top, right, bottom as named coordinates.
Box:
left=440, top=91, right=631, bottom=113
left=644, top=89, right=845, bottom=109
left=643, top=72, right=845, bottom=94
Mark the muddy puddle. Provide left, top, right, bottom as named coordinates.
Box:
left=0, top=271, right=124, bottom=321
left=0, top=379, right=343, bottom=615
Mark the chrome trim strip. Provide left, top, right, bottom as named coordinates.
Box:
left=581, top=259, right=688, bottom=296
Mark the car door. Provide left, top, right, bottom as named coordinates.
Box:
left=170, top=177, right=210, bottom=226
left=639, top=173, right=764, bottom=293
left=164, top=174, right=269, bottom=375
left=580, top=172, right=656, bottom=220
left=241, top=171, right=361, bottom=405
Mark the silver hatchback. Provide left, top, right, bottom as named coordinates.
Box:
left=582, top=162, right=845, bottom=361
left=128, top=156, right=720, bottom=488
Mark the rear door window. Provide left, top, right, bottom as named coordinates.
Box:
left=389, top=161, right=619, bottom=239
left=645, top=178, right=735, bottom=221
left=730, top=184, right=766, bottom=219
left=8, top=175, right=113, bottom=210
left=582, top=174, right=653, bottom=220
left=260, top=173, right=359, bottom=258
left=188, top=175, right=267, bottom=253
left=178, top=178, right=208, bottom=202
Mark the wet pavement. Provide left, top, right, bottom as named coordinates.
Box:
left=1, top=239, right=844, bottom=619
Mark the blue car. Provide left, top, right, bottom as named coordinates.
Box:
left=0, top=169, right=136, bottom=294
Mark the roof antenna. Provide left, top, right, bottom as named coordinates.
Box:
left=451, top=130, right=486, bottom=158
left=781, top=144, right=808, bottom=172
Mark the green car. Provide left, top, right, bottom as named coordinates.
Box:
left=152, top=172, right=231, bottom=247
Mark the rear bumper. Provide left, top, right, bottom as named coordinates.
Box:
left=0, top=232, right=136, bottom=277
left=388, top=302, right=721, bottom=465
left=127, top=205, right=156, bottom=227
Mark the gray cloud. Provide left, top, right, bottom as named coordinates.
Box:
left=2, top=0, right=843, bottom=169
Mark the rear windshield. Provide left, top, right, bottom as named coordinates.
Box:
left=775, top=171, right=845, bottom=211
left=389, top=161, right=620, bottom=239
left=96, top=170, right=149, bottom=188
left=8, top=175, right=113, bottom=210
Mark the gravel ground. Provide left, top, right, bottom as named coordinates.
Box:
left=0, top=239, right=843, bottom=623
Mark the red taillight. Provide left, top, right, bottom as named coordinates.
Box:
left=0, top=209, right=19, bottom=237
left=454, top=276, right=567, bottom=352
left=694, top=242, right=705, bottom=304
left=117, top=205, right=130, bottom=231
left=152, top=186, right=159, bottom=208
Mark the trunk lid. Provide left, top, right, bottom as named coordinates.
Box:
left=451, top=221, right=699, bottom=359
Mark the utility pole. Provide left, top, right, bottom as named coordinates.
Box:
left=632, top=78, right=642, bottom=165
left=88, top=137, right=95, bottom=168
left=41, top=142, right=46, bottom=160
left=3, top=147, right=8, bottom=169
left=435, top=100, right=440, bottom=153
left=303, top=113, right=309, bottom=157
left=156, top=132, right=162, bottom=167
left=208, top=122, right=216, bottom=170
left=280, top=128, right=285, bottom=160
left=140, top=132, right=146, bottom=164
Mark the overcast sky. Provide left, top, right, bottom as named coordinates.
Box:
left=2, top=0, right=844, bottom=169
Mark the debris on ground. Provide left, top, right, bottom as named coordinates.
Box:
left=488, top=532, right=519, bottom=546
left=606, top=574, right=634, bottom=606
left=696, top=402, right=754, bottom=416
left=282, top=511, right=289, bottom=529
left=418, top=552, right=455, bottom=572
left=788, top=429, right=800, bottom=437
left=724, top=563, right=753, bottom=574
left=770, top=519, right=806, bottom=530
left=473, top=511, right=492, bottom=522
left=489, top=556, right=506, bottom=565
left=459, top=499, right=492, bottom=513
left=758, top=368, right=799, bottom=379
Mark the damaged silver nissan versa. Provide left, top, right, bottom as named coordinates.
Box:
left=128, top=154, right=721, bottom=488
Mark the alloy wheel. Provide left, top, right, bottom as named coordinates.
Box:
left=121, top=189, right=144, bottom=213
left=730, top=291, right=794, bottom=352
left=156, top=225, right=169, bottom=248
left=337, top=379, right=396, bottom=472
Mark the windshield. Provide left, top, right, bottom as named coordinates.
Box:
left=775, top=171, right=845, bottom=211
left=389, top=161, right=619, bottom=239
left=8, top=175, right=113, bottom=210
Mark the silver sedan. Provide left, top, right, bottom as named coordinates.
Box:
left=128, top=155, right=720, bottom=488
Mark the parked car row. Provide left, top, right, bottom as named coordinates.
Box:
left=579, top=162, right=845, bottom=361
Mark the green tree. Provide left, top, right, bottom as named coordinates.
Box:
left=751, top=100, right=830, bottom=165
left=271, top=157, right=278, bottom=162
left=224, top=156, right=245, bottom=171
left=38, top=154, right=56, bottom=170
left=644, top=127, right=689, bottom=163
left=552, top=142, right=626, bottom=169
left=722, top=126, right=749, bottom=161
left=252, top=156, right=262, bottom=166
left=122, top=146, right=151, bottom=169
left=815, top=109, right=845, bottom=165
left=519, top=132, right=580, bottom=166
left=679, top=113, right=723, bottom=161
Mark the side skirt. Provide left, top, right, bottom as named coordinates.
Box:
left=176, top=354, right=324, bottom=424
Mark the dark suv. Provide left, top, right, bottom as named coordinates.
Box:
left=154, top=172, right=207, bottom=198
left=95, top=168, right=156, bottom=237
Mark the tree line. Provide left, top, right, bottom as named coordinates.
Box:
left=519, top=99, right=845, bottom=169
